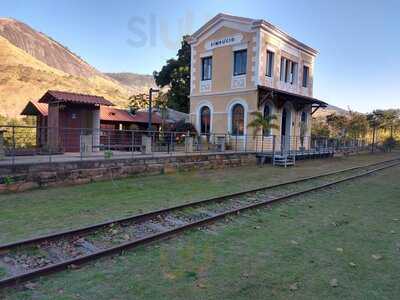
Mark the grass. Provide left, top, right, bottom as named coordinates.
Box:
left=1, top=159, right=400, bottom=299
left=0, top=152, right=399, bottom=245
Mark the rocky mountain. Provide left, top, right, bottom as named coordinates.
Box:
left=0, top=18, right=153, bottom=118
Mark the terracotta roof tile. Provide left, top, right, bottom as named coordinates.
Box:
left=100, top=107, right=162, bottom=124
left=131, top=111, right=162, bottom=124
left=38, top=90, right=114, bottom=106
left=100, top=107, right=135, bottom=122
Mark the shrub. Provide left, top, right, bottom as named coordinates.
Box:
left=382, top=137, right=397, bottom=152
left=171, top=120, right=197, bottom=135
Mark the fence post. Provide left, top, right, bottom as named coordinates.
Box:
left=272, top=135, right=276, bottom=162
left=79, top=129, right=83, bottom=161
left=131, top=130, right=135, bottom=158
left=235, top=134, right=238, bottom=153
left=107, top=130, right=111, bottom=151
left=48, top=127, right=52, bottom=163
left=260, top=135, right=263, bottom=153
left=12, top=126, right=16, bottom=167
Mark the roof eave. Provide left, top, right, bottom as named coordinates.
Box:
left=258, top=85, right=328, bottom=107
left=254, top=21, right=318, bottom=56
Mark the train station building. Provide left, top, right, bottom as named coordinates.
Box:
left=187, top=13, right=327, bottom=150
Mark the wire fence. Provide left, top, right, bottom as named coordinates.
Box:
left=0, top=125, right=376, bottom=166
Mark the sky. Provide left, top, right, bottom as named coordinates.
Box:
left=2, top=0, right=399, bottom=112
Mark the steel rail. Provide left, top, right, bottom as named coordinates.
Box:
left=1, top=157, right=399, bottom=252
left=0, top=158, right=399, bottom=288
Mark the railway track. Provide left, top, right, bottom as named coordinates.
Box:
left=0, top=158, right=399, bottom=288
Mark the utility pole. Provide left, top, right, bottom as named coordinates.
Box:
left=147, top=88, right=159, bottom=132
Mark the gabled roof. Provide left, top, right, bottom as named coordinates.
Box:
left=21, top=100, right=48, bottom=116
left=188, top=13, right=254, bottom=42
left=38, top=90, right=114, bottom=106
left=188, top=13, right=318, bottom=56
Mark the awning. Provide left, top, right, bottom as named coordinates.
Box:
left=258, top=85, right=327, bottom=115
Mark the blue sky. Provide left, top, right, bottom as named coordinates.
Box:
left=3, top=0, right=399, bottom=112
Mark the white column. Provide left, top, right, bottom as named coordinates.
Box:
left=92, top=108, right=100, bottom=152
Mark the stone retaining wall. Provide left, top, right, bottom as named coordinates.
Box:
left=0, top=153, right=257, bottom=193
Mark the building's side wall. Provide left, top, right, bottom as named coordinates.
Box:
left=257, top=30, right=315, bottom=98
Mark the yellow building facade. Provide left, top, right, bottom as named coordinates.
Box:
left=187, top=14, right=326, bottom=151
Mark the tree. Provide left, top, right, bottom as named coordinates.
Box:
left=326, top=113, right=347, bottom=138
left=311, top=118, right=330, bottom=138
left=367, top=111, right=384, bottom=152
left=347, top=110, right=368, bottom=139
left=380, top=109, right=400, bottom=138
left=128, top=93, right=148, bottom=113
left=153, top=36, right=191, bottom=113
left=247, top=111, right=279, bottom=137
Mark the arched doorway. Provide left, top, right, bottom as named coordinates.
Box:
left=281, top=107, right=292, bottom=151
left=231, top=103, right=245, bottom=136
left=200, top=106, right=211, bottom=135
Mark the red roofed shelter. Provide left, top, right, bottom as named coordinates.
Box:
left=37, top=90, right=113, bottom=152
left=21, top=90, right=163, bottom=153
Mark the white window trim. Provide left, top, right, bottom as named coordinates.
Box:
left=196, top=100, right=214, bottom=134
left=265, top=49, right=275, bottom=78
left=232, top=47, right=248, bottom=77
left=199, top=51, right=213, bottom=58
left=302, top=63, right=311, bottom=88
left=200, top=56, right=212, bottom=81
left=232, top=43, right=247, bottom=51
left=227, top=99, right=248, bottom=137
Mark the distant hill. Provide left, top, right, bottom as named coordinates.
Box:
left=0, top=18, right=153, bottom=118
left=105, top=72, right=156, bottom=93
left=313, top=104, right=348, bottom=119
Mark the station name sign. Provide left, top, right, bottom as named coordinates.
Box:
left=205, top=33, right=243, bottom=50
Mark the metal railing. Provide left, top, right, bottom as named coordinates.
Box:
left=0, top=125, right=373, bottom=166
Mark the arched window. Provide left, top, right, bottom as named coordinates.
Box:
left=231, top=104, right=244, bottom=136
left=263, top=105, right=271, bottom=136
left=200, top=106, right=211, bottom=134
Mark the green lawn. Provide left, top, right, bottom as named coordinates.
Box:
left=1, top=158, right=400, bottom=299
left=0, top=152, right=399, bottom=245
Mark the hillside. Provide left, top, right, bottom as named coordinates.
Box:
left=313, top=104, right=348, bottom=119
left=0, top=35, right=131, bottom=117
left=105, top=72, right=156, bottom=93
left=0, top=18, right=106, bottom=79
left=0, top=18, right=153, bottom=118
